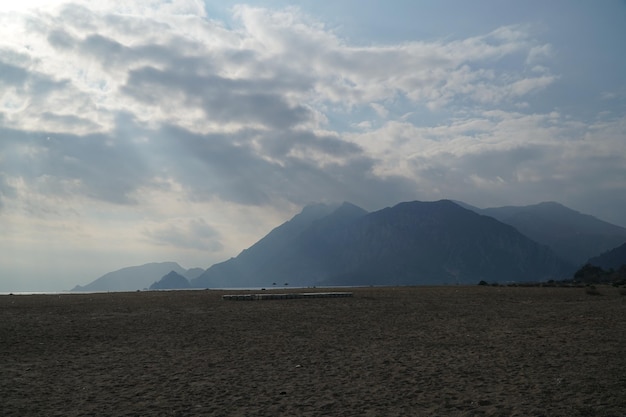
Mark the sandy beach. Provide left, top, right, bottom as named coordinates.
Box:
left=1, top=286, right=625, bottom=416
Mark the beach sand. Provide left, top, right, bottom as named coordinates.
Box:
left=1, top=286, right=625, bottom=416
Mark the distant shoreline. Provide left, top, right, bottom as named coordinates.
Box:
left=0, top=281, right=600, bottom=296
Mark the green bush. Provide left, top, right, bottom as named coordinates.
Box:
left=585, top=285, right=601, bottom=296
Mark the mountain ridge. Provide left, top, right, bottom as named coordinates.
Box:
left=72, top=200, right=626, bottom=291
left=193, top=202, right=367, bottom=288
left=71, top=262, right=202, bottom=292
left=587, top=242, right=626, bottom=270
left=149, top=270, right=191, bottom=290
left=470, top=201, right=626, bottom=265
left=316, top=200, right=570, bottom=286
left=191, top=199, right=573, bottom=288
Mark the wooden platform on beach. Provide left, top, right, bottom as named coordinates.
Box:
left=222, top=292, right=353, bottom=301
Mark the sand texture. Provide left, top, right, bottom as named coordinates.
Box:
left=1, top=286, right=625, bottom=416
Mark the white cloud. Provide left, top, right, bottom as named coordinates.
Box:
left=0, top=4, right=558, bottom=138
left=526, top=43, right=552, bottom=65
left=344, top=109, right=626, bottom=209
left=508, top=75, right=557, bottom=97
left=370, top=103, right=389, bottom=119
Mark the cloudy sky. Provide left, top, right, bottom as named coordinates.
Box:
left=1, top=1, right=625, bottom=291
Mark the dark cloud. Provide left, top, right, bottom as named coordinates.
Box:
left=81, top=33, right=127, bottom=59
left=131, top=124, right=415, bottom=208
left=0, top=52, right=72, bottom=112
left=47, top=29, right=75, bottom=50
left=275, top=155, right=418, bottom=210
left=0, top=112, right=416, bottom=211
left=0, top=114, right=151, bottom=205
left=122, top=65, right=314, bottom=129
left=47, top=29, right=177, bottom=69
left=0, top=60, right=29, bottom=88
left=261, top=129, right=362, bottom=159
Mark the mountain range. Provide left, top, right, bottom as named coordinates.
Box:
left=71, top=262, right=202, bottom=292
left=191, top=200, right=573, bottom=288
left=73, top=200, right=626, bottom=291
left=149, top=270, right=191, bottom=290
left=588, top=243, right=626, bottom=271
left=460, top=201, right=626, bottom=266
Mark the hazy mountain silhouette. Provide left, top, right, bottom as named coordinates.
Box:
left=80, top=200, right=624, bottom=291
left=71, top=262, right=193, bottom=292
left=192, top=202, right=366, bottom=288
left=192, top=200, right=572, bottom=288
left=183, top=268, right=205, bottom=280
left=468, top=202, right=626, bottom=266
left=149, top=270, right=191, bottom=290
left=315, top=200, right=571, bottom=286
left=587, top=242, right=626, bottom=270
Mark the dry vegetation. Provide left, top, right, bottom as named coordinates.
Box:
left=1, top=286, right=625, bottom=416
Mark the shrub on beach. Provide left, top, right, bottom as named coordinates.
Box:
left=585, top=285, right=601, bottom=296
left=574, top=263, right=626, bottom=285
